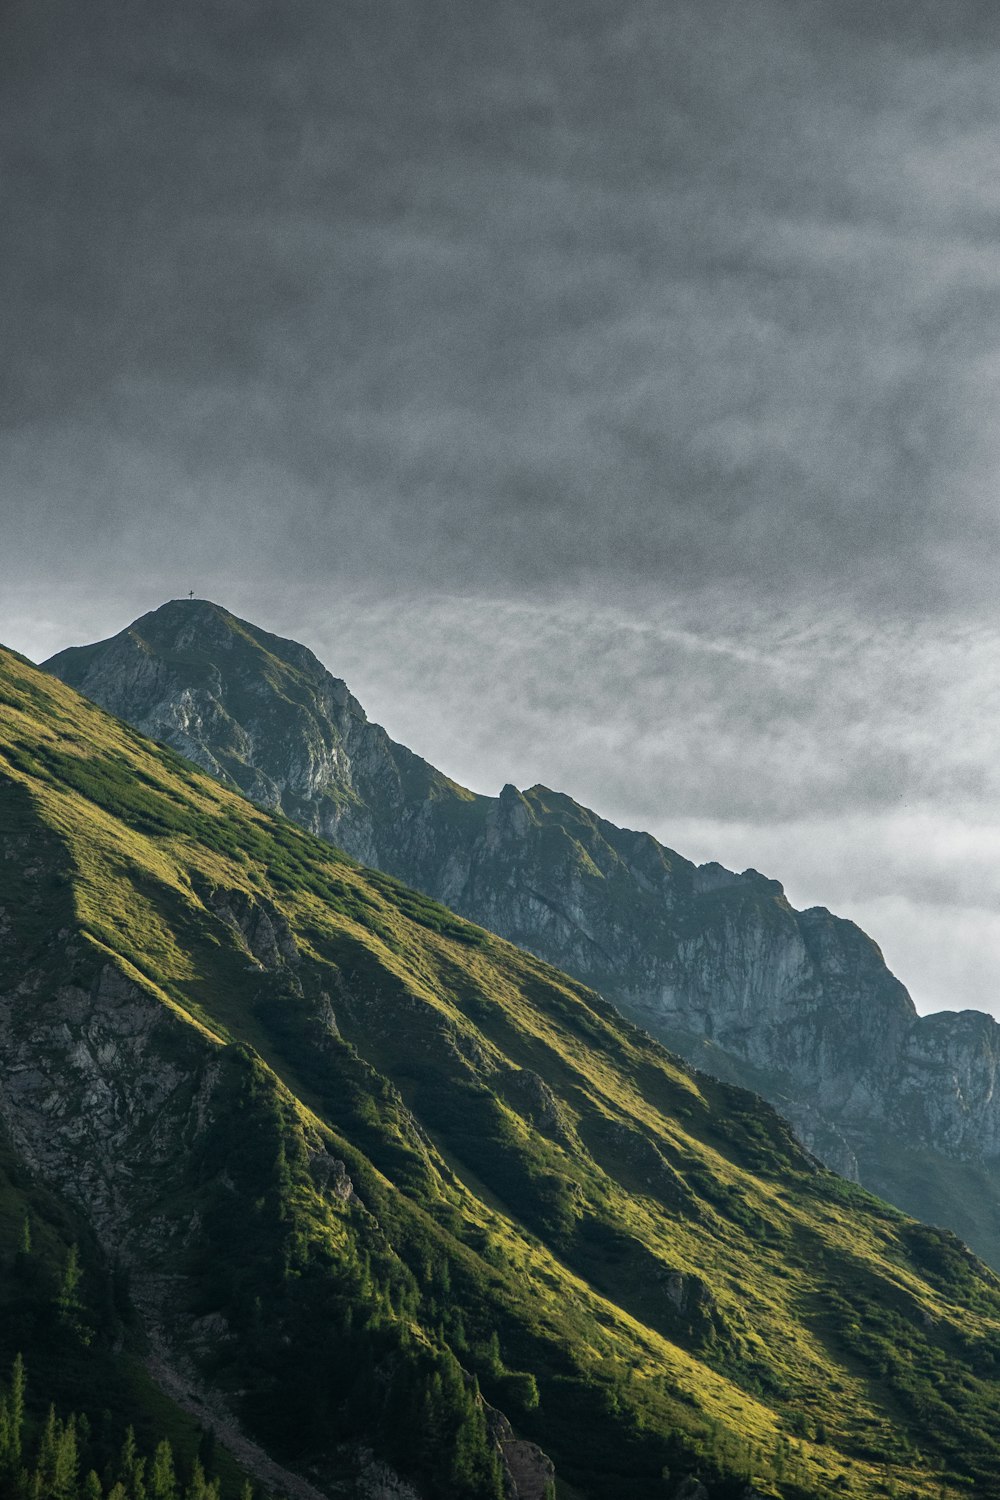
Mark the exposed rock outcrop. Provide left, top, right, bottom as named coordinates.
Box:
left=486, top=1406, right=555, bottom=1500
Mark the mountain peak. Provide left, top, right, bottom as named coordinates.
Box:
left=143, top=596, right=268, bottom=630
left=45, top=598, right=366, bottom=717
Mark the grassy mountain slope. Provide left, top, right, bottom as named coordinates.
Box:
left=6, top=644, right=1000, bottom=1498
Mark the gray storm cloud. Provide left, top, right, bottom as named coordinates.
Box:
left=6, top=0, right=1000, bottom=605
left=5, top=0, right=1000, bottom=1012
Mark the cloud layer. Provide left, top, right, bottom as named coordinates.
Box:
left=6, top=0, right=1000, bottom=609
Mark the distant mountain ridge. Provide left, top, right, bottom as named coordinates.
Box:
left=46, top=599, right=1000, bottom=1267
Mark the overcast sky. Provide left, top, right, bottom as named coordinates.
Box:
left=5, top=0, right=1000, bottom=1014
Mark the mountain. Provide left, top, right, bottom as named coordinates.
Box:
left=11, top=637, right=1000, bottom=1499
left=45, top=600, right=1000, bottom=1270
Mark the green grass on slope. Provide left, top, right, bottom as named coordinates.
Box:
left=2, top=648, right=1000, bottom=1499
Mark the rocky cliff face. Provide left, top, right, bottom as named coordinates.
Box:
left=45, top=599, right=1000, bottom=1265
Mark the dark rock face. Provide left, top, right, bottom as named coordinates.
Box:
left=45, top=598, right=1000, bottom=1264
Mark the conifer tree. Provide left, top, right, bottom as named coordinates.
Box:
left=83, top=1470, right=104, bottom=1500
left=52, top=1417, right=78, bottom=1500
left=57, top=1244, right=91, bottom=1341
left=484, top=1332, right=503, bottom=1377
left=58, top=1245, right=82, bottom=1312
left=37, top=1404, right=59, bottom=1487
left=119, top=1427, right=147, bottom=1500
left=0, top=1396, right=11, bottom=1470
left=149, top=1437, right=177, bottom=1500
left=9, top=1354, right=25, bottom=1467
left=185, top=1456, right=208, bottom=1500
left=118, top=1426, right=138, bottom=1486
